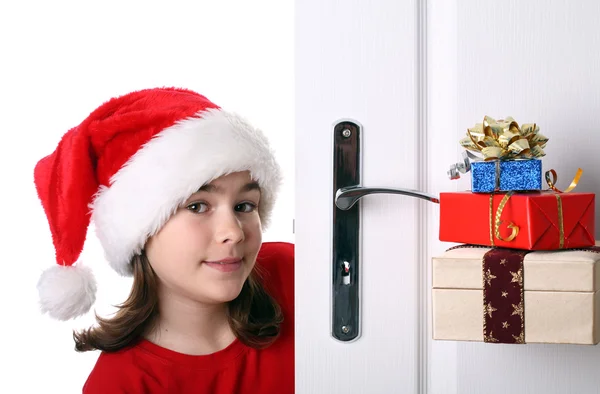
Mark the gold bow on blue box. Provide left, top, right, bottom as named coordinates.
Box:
left=449, top=116, right=549, bottom=193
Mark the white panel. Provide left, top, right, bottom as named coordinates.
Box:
left=454, top=1, right=600, bottom=393
left=296, top=0, right=421, bottom=392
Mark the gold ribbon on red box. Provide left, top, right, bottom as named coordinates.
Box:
left=488, top=168, right=584, bottom=248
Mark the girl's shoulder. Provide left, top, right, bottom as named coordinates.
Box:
left=82, top=344, right=171, bottom=393
left=256, top=242, right=294, bottom=290
left=257, top=241, right=294, bottom=262
left=256, top=241, right=294, bottom=313
left=82, top=348, right=140, bottom=393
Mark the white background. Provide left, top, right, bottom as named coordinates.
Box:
left=0, top=1, right=293, bottom=392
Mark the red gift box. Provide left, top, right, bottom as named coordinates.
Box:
left=439, top=191, right=595, bottom=250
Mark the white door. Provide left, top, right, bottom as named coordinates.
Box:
left=296, top=1, right=600, bottom=393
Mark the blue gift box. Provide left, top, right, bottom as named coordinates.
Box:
left=471, top=159, right=542, bottom=193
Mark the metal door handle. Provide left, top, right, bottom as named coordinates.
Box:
left=335, top=185, right=439, bottom=210
left=331, top=119, right=439, bottom=343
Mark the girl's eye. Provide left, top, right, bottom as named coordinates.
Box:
left=187, top=202, right=209, bottom=213
left=236, top=202, right=257, bottom=213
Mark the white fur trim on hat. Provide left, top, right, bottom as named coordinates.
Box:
left=90, top=108, right=282, bottom=276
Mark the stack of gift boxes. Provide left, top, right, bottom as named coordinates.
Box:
left=432, top=116, right=599, bottom=345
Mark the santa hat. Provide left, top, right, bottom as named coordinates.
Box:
left=34, top=87, right=282, bottom=321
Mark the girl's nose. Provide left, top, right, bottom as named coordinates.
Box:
left=214, top=209, right=245, bottom=244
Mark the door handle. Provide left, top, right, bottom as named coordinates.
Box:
left=335, top=185, right=439, bottom=210
left=331, top=119, right=439, bottom=343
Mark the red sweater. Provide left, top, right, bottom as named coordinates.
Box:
left=82, top=242, right=294, bottom=394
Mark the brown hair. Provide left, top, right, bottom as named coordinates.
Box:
left=73, top=253, right=283, bottom=352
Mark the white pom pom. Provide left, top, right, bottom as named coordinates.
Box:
left=37, top=264, right=97, bottom=321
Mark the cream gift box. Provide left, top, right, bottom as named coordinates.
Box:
left=432, top=245, right=600, bottom=345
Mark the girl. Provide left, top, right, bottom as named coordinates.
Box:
left=34, top=88, right=294, bottom=393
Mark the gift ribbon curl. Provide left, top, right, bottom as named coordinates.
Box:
left=545, top=167, right=583, bottom=193
left=489, top=192, right=519, bottom=246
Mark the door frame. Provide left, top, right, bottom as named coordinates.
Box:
left=425, top=0, right=460, bottom=393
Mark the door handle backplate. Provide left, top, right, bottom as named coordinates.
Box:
left=331, top=119, right=439, bottom=343
left=332, top=119, right=362, bottom=342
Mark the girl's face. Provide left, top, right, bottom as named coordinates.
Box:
left=145, top=171, right=263, bottom=305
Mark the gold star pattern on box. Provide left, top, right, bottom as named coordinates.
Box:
left=481, top=248, right=527, bottom=345
left=510, top=268, right=523, bottom=286
left=486, top=302, right=497, bottom=318
left=511, top=303, right=524, bottom=319
left=483, top=269, right=497, bottom=286
left=512, top=332, right=525, bottom=344
left=484, top=331, right=499, bottom=343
